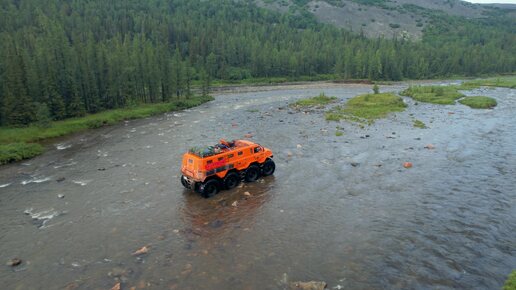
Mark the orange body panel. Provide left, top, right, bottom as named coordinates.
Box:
left=181, top=140, right=273, bottom=182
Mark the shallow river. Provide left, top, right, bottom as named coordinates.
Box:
left=0, top=82, right=515, bottom=290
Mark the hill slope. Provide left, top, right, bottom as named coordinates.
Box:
left=0, top=0, right=514, bottom=127
left=255, top=0, right=514, bottom=39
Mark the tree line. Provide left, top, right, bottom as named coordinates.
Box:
left=0, top=0, right=514, bottom=126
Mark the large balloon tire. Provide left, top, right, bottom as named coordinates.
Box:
left=201, top=179, right=220, bottom=198
left=261, top=159, right=275, bottom=176
left=224, top=172, right=241, bottom=189
left=244, top=165, right=260, bottom=182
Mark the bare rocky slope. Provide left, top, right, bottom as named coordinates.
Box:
left=255, top=0, right=512, bottom=39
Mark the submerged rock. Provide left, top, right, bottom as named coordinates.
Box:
left=289, top=281, right=327, bottom=290
left=209, top=220, right=224, bottom=228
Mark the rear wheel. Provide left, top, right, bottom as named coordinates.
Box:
left=244, top=165, right=260, bottom=182
left=261, top=159, right=275, bottom=176
left=224, top=172, right=240, bottom=189
left=201, top=179, right=220, bottom=198
left=180, top=175, right=190, bottom=189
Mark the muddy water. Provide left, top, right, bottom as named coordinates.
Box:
left=0, top=82, right=514, bottom=290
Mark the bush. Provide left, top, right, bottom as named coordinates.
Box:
left=373, top=84, right=380, bottom=94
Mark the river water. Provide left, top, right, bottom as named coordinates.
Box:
left=0, top=82, right=514, bottom=290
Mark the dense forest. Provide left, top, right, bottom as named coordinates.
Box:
left=0, top=0, right=515, bottom=126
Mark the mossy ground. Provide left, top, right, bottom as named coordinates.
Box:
left=0, top=95, right=213, bottom=165
left=401, top=85, right=464, bottom=105
left=291, top=93, right=338, bottom=107
left=413, top=119, right=427, bottom=129
left=325, top=93, right=406, bottom=124
left=504, top=270, right=516, bottom=290
left=459, top=96, right=497, bottom=109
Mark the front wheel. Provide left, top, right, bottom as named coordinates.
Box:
left=261, top=159, right=275, bottom=176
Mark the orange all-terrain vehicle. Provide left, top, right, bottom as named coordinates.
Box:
left=180, top=139, right=275, bottom=197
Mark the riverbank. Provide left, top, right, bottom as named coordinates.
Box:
left=2, top=75, right=514, bottom=165
left=0, top=95, right=213, bottom=165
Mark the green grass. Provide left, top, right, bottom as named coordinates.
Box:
left=459, top=96, right=497, bottom=109
left=460, top=76, right=516, bottom=89
left=413, top=119, right=427, bottom=129
left=325, top=93, right=407, bottom=124
left=291, top=93, right=338, bottom=107
left=401, top=85, right=464, bottom=105
left=203, top=74, right=339, bottom=87
left=505, top=270, right=516, bottom=290
left=0, top=95, right=213, bottom=165
left=0, top=143, right=44, bottom=165
left=335, top=130, right=344, bottom=136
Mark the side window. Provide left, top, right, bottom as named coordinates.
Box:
left=228, top=154, right=234, bottom=158
left=238, top=151, right=243, bottom=156
left=188, top=159, right=193, bottom=164
left=207, top=160, right=213, bottom=164
left=254, top=147, right=261, bottom=153
left=218, top=157, right=224, bottom=161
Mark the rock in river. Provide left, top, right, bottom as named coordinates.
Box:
left=289, top=281, right=327, bottom=290
left=6, top=258, right=22, bottom=267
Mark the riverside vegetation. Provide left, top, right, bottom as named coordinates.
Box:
left=325, top=93, right=407, bottom=124
left=401, top=85, right=498, bottom=108
left=0, top=96, right=212, bottom=165
left=0, top=0, right=514, bottom=164
left=459, top=97, right=497, bottom=109
left=291, top=93, right=338, bottom=108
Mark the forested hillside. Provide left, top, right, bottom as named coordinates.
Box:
left=0, top=0, right=515, bottom=126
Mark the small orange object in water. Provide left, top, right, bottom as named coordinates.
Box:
left=403, top=162, right=413, bottom=168
left=132, top=246, right=149, bottom=256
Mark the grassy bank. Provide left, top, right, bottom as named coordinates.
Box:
left=0, top=95, right=213, bottom=165
left=401, top=85, right=464, bottom=105
left=461, top=76, right=516, bottom=89
left=291, top=93, right=337, bottom=107
left=0, top=143, right=44, bottom=165
left=459, top=96, right=497, bottom=109
left=505, top=270, right=516, bottom=290
left=325, top=93, right=406, bottom=124
left=205, top=74, right=339, bottom=87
